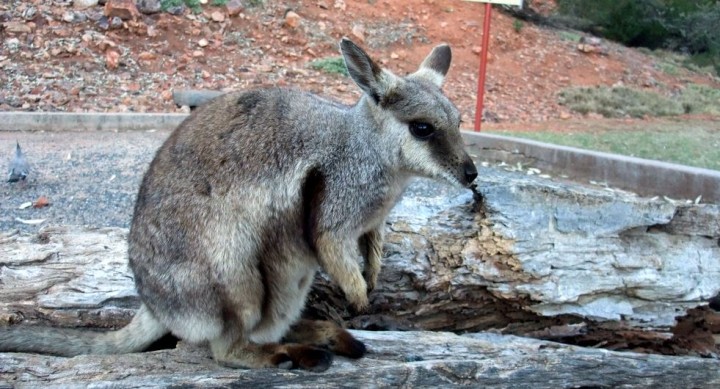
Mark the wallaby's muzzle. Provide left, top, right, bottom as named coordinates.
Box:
left=463, top=158, right=478, bottom=185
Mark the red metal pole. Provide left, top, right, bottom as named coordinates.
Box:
left=474, top=3, right=492, bottom=132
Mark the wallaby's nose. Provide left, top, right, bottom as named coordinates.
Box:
left=464, top=160, right=478, bottom=184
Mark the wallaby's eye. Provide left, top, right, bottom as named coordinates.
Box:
left=409, top=121, right=435, bottom=140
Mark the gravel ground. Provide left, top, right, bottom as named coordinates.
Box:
left=1, top=130, right=171, bottom=234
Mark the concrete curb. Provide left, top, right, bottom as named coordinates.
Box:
left=0, top=112, right=189, bottom=132
left=0, top=112, right=717, bottom=203
left=463, top=132, right=720, bottom=203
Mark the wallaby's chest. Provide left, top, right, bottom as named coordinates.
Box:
left=359, top=176, right=409, bottom=231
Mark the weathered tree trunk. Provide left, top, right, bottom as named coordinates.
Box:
left=1, top=168, right=719, bottom=385
left=2, top=330, right=719, bottom=388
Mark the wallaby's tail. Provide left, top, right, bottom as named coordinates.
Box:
left=0, top=304, right=167, bottom=356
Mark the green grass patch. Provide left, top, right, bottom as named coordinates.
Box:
left=679, top=84, right=720, bottom=115
left=558, top=85, right=720, bottom=118
left=658, top=62, right=679, bottom=75
left=488, top=122, right=720, bottom=170
left=558, top=86, right=685, bottom=118
left=308, top=57, right=348, bottom=76
left=212, top=0, right=228, bottom=5
left=558, top=30, right=583, bottom=42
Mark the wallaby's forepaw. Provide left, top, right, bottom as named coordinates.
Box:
left=347, top=290, right=369, bottom=313
left=343, top=275, right=369, bottom=313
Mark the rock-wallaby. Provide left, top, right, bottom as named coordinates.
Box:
left=0, top=38, right=477, bottom=371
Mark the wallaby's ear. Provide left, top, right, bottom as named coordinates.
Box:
left=340, top=38, right=389, bottom=103
left=412, top=44, right=452, bottom=87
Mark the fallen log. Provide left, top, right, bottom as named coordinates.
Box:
left=1, top=167, right=719, bottom=384
left=1, top=331, right=718, bottom=388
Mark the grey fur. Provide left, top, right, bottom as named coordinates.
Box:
left=7, top=141, right=29, bottom=183
left=0, top=38, right=477, bottom=369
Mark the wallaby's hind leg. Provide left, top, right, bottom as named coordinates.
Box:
left=210, top=328, right=334, bottom=372
left=283, top=319, right=367, bottom=359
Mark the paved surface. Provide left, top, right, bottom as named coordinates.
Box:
left=1, top=130, right=169, bottom=234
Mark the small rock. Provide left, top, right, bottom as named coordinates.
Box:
left=86, top=10, right=104, bottom=21
left=225, top=0, right=243, bottom=16
left=198, top=38, right=209, bottom=47
left=351, top=24, right=365, bottom=43
left=62, top=11, right=76, bottom=23
left=137, top=51, right=156, bottom=61
left=471, top=46, right=482, bottom=55
left=74, top=0, right=99, bottom=10
left=104, top=0, right=140, bottom=21
left=390, top=52, right=399, bottom=59
left=4, top=38, right=20, bottom=53
left=22, top=7, right=37, bottom=21
left=2, top=21, right=32, bottom=34
left=284, top=11, right=301, bottom=29
left=127, top=82, right=141, bottom=92
left=560, top=111, right=571, bottom=120
left=161, top=90, right=173, bottom=101
left=192, top=50, right=204, bottom=57
left=136, top=0, right=162, bottom=14
left=105, top=50, right=120, bottom=69
left=211, top=11, right=225, bottom=22
left=166, top=5, right=185, bottom=15
left=97, top=16, right=110, bottom=30
left=110, top=16, right=124, bottom=29
left=642, top=77, right=657, bottom=87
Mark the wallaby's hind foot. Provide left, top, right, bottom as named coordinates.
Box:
left=211, top=337, right=334, bottom=372
left=284, top=319, right=367, bottom=359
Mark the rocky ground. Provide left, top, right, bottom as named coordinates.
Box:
left=1, top=0, right=719, bottom=126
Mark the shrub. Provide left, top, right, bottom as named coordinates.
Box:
left=161, top=0, right=202, bottom=13
left=555, top=0, right=720, bottom=75
left=308, top=57, right=349, bottom=76
left=513, top=19, right=524, bottom=33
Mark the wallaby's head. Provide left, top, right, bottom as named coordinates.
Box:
left=340, top=38, right=478, bottom=187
